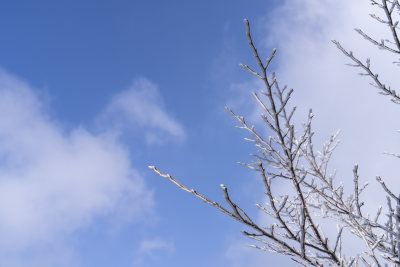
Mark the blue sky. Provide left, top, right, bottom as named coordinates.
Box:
left=1, top=0, right=400, bottom=267
left=0, top=1, right=281, bottom=266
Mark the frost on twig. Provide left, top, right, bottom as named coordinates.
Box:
left=150, top=1, right=400, bottom=266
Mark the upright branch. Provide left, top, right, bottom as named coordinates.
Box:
left=150, top=2, right=400, bottom=266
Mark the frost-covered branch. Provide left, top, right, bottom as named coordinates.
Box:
left=150, top=1, right=400, bottom=266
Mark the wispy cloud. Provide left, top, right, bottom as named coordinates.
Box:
left=0, top=70, right=154, bottom=266
left=99, top=77, right=185, bottom=144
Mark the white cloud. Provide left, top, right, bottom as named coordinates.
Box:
left=0, top=70, right=154, bottom=265
left=226, top=0, right=400, bottom=265
left=100, top=78, right=185, bottom=144
left=265, top=0, right=400, bottom=197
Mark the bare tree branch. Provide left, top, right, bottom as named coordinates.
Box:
left=149, top=2, right=400, bottom=266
